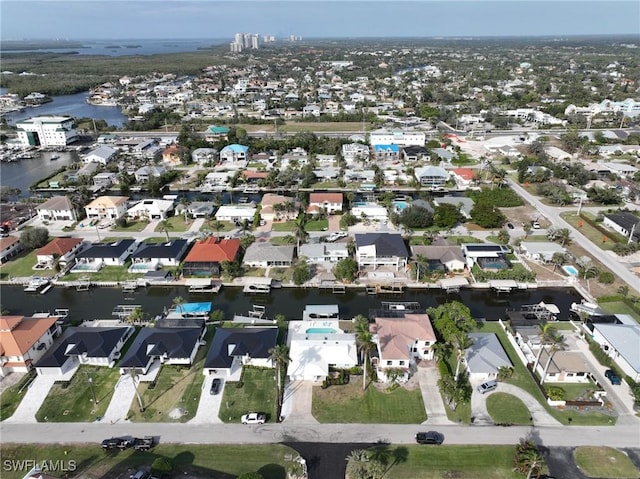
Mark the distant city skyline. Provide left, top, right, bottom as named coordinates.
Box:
left=1, top=1, right=638, bottom=40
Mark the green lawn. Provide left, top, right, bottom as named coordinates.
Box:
left=486, top=392, right=532, bottom=425
left=127, top=327, right=212, bottom=422
left=154, top=215, right=195, bottom=233
left=600, top=301, right=640, bottom=322
left=312, top=379, right=426, bottom=423
left=269, top=267, right=293, bottom=283
left=200, top=220, right=235, bottom=233
left=59, top=266, right=142, bottom=282
left=218, top=367, right=278, bottom=423
left=0, top=371, right=36, bottom=421
left=305, top=218, right=329, bottom=231
left=35, top=366, right=121, bottom=422
left=112, top=220, right=149, bottom=232
left=544, top=381, right=598, bottom=401
left=574, top=446, right=639, bottom=478
left=444, top=235, right=483, bottom=245
left=0, top=250, right=43, bottom=279
left=478, top=323, right=617, bottom=426
left=0, top=444, right=298, bottom=479
left=270, top=235, right=296, bottom=245
left=561, top=212, right=616, bottom=251
left=372, top=444, right=521, bottom=479
left=271, top=221, right=297, bottom=232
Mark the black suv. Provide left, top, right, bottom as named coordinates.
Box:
left=101, top=437, right=133, bottom=450
left=210, top=378, right=222, bottom=395
left=605, top=369, right=622, bottom=385
left=133, top=436, right=155, bottom=451
left=415, top=431, right=444, bottom=445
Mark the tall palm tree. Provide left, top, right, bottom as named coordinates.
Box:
left=541, top=333, right=567, bottom=383
left=269, top=344, right=290, bottom=417
left=514, top=440, right=545, bottom=479
left=452, top=333, right=473, bottom=380
left=158, top=218, right=172, bottom=242
left=550, top=252, right=566, bottom=272
left=354, top=315, right=375, bottom=390
left=532, top=323, right=558, bottom=373
left=172, top=295, right=185, bottom=313
left=294, top=214, right=308, bottom=249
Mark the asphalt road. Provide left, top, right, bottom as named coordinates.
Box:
left=507, top=178, right=640, bottom=294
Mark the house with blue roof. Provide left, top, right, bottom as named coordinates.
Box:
left=374, top=144, right=400, bottom=161
left=220, top=144, right=249, bottom=163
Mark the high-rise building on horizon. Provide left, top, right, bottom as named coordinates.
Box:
left=230, top=32, right=261, bottom=52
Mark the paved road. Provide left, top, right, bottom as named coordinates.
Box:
left=507, top=178, right=640, bottom=294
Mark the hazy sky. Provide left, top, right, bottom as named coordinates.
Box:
left=1, top=1, right=639, bottom=40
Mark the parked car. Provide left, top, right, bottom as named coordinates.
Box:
left=130, top=470, right=150, bottom=479
left=132, top=436, right=155, bottom=451
left=506, top=222, right=514, bottom=229
left=241, top=412, right=266, bottom=424
left=101, top=437, right=133, bottom=450
left=477, top=380, right=498, bottom=394
left=604, top=369, right=622, bottom=385
left=210, top=378, right=222, bottom=395
left=415, top=431, right=444, bottom=445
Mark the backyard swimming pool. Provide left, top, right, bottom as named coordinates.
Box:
left=563, top=265, right=579, bottom=276
left=306, top=327, right=337, bottom=334
left=393, top=201, right=409, bottom=211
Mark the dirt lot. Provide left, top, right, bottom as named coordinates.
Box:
left=500, top=205, right=550, bottom=228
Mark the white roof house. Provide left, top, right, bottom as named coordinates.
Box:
left=299, top=243, right=349, bottom=264
left=84, top=145, right=117, bottom=164
left=464, top=332, right=512, bottom=381
left=127, top=199, right=174, bottom=220
left=591, top=322, right=640, bottom=382
left=351, top=202, right=388, bottom=221
left=520, top=242, right=567, bottom=263
left=215, top=205, right=256, bottom=222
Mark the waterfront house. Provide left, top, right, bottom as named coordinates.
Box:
left=588, top=317, right=640, bottom=382
left=433, top=196, right=475, bottom=219
left=463, top=332, right=512, bottom=381
left=243, top=243, right=294, bottom=268
left=215, top=205, right=256, bottom=223
left=92, top=172, right=117, bottom=189
left=414, top=166, right=449, bottom=186
left=355, top=233, right=409, bottom=271
left=0, top=315, right=62, bottom=376
left=162, top=144, right=181, bottom=165
left=460, top=243, right=510, bottom=269
left=191, top=147, right=219, bottom=165
left=202, top=327, right=278, bottom=376
left=85, top=196, right=129, bottom=221
left=450, top=168, right=477, bottom=189
left=35, top=237, right=84, bottom=270
left=535, top=349, right=591, bottom=383
left=519, top=242, right=567, bottom=263
left=83, top=145, right=116, bottom=165
left=119, top=320, right=205, bottom=375
left=260, top=194, right=299, bottom=222
left=181, top=237, right=241, bottom=277
left=72, top=239, right=139, bottom=272
left=308, top=192, right=343, bottom=215
left=0, top=236, right=22, bottom=264
left=299, top=242, right=349, bottom=265
left=36, top=196, right=76, bottom=222
left=220, top=144, right=249, bottom=163
left=176, top=201, right=215, bottom=219
left=35, top=326, right=134, bottom=375
left=129, top=239, right=190, bottom=273
left=134, top=165, right=166, bottom=183
left=410, top=245, right=466, bottom=273
left=370, top=311, right=436, bottom=383
left=351, top=202, right=388, bottom=222
left=127, top=199, right=174, bottom=221
left=67, top=162, right=99, bottom=183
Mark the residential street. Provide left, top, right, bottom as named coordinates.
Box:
left=507, top=178, right=640, bottom=294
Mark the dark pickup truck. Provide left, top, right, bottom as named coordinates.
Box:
left=133, top=436, right=155, bottom=451
left=101, top=437, right=133, bottom=450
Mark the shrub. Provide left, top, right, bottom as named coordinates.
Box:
left=597, top=271, right=615, bottom=284
left=545, top=386, right=566, bottom=401
left=151, top=457, right=173, bottom=476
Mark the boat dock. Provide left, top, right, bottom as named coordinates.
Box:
left=112, top=304, right=142, bottom=319
left=506, top=301, right=560, bottom=323
left=318, top=280, right=345, bottom=294
left=24, top=277, right=50, bottom=293
left=187, top=278, right=222, bottom=294
left=243, top=277, right=276, bottom=294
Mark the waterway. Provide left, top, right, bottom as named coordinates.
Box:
left=2, top=285, right=581, bottom=323
left=1, top=151, right=81, bottom=197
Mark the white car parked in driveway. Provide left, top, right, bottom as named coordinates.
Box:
left=241, top=412, right=266, bottom=424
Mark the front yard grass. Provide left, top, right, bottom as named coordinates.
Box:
left=600, top=301, right=640, bottom=322
left=312, top=378, right=426, bottom=423
left=0, top=250, right=42, bottom=279
left=574, top=446, right=639, bottom=478
left=270, top=235, right=296, bottom=245
left=543, top=381, right=599, bottom=401
left=271, top=221, right=296, bottom=232
left=0, top=372, right=35, bottom=421
left=112, top=220, right=149, bottom=232
left=561, top=212, right=616, bottom=250
left=35, top=366, right=121, bottom=422
left=486, top=392, right=532, bottom=425
left=444, top=235, right=483, bottom=245
left=200, top=220, right=235, bottom=233
left=305, top=218, right=329, bottom=231
left=127, top=327, right=212, bottom=422
left=218, top=367, right=278, bottom=423
left=154, top=215, right=195, bottom=233
left=0, top=444, right=298, bottom=479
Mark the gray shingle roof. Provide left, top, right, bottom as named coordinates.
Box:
left=465, top=332, right=512, bottom=375
left=204, top=327, right=278, bottom=369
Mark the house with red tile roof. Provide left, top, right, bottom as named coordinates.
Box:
left=0, top=315, right=62, bottom=376
left=451, top=167, right=477, bottom=189
left=370, top=312, right=437, bottom=383
left=181, top=237, right=241, bottom=277
left=35, top=237, right=85, bottom=269
left=308, top=192, right=343, bottom=215
left=0, top=236, right=22, bottom=263
left=162, top=144, right=181, bottom=165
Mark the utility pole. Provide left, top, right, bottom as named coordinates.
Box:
left=628, top=222, right=637, bottom=245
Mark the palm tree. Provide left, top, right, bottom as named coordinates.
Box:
left=158, top=218, right=172, bottom=242
left=514, top=439, right=545, bottom=479
left=452, top=333, right=473, bottom=380
left=207, top=218, right=225, bottom=237
left=294, top=214, right=308, bottom=249
left=172, top=295, right=185, bottom=313
left=550, top=252, right=566, bottom=272
left=269, top=344, right=290, bottom=419
left=345, top=449, right=385, bottom=479
left=354, top=315, right=375, bottom=390
left=541, top=333, right=567, bottom=383
left=532, top=323, right=558, bottom=374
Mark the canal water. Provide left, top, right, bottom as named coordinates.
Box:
left=1, top=151, right=81, bottom=197
left=2, top=285, right=581, bottom=323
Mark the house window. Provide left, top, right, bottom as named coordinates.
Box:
left=412, top=347, right=418, bottom=353
left=386, top=360, right=392, bottom=366
left=399, top=361, right=405, bottom=366
left=576, top=372, right=585, bottom=376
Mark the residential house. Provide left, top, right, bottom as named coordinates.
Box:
left=410, top=245, right=466, bottom=273
left=35, top=196, right=76, bottom=222
left=287, top=307, right=358, bottom=381
left=243, top=243, right=295, bottom=268
left=520, top=242, right=567, bottom=263
left=260, top=193, right=298, bottom=222
left=215, top=205, right=257, bottom=223
left=308, top=192, right=343, bottom=215
left=414, top=166, right=449, bottom=186
left=176, top=201, right=215, bottom=219
left=202, top=327, right=278, bottom=376
left=464, top=332, right=512, bottom=381
left=127, top=199, right=174, bottom=221
left=431, top=148, right=455, bottom=162
left=92, top=172, right=117, bottom=189
left=0, top=315, right=62, bottom=376
left=374, top=144, right=400, bottom=161
left=342, top=143, right=370, bottom=164
left=35, top=326, right=134, bottom=375
left=243, top=170, right=268, bottom=184
left=461, top=243, right=510, bottom=269
left=0, top=236, right=22, bottom=263
left=205, top=125, right=230, bottom=140
left=72, top=239, right=139, bottom=272
left=433, top=196, right=475, bottom=218
left=220, top=144, right=249, bottom=163
left=129, top=239, right=190, bottom=273
left=85, top=196, right=129, bottom=221
left=35, top=237, right=84, bottom=270
left=202, top=171, right=234, bottom=190
left=67, top=162, right=99, bottom=183
left=181, top=237, right=241, bottom=277
left=603, top=213, right=640, bottom=243
left=299, top=242, right=350, bottom=265
left=535, top=349, right=591, bottom=383
left=589, top=318, right=640, bottom=382
left=83, top=145, right=116, bottom=165
left=281, top=147, right=309, bottom=168
left=370, top=311, right=437, bottom=383
left=134, top=165, right=166, bottom=183
left=355, top=233, right=409, bottom=271
left=402, top=145, right=430, bottom=162
left=351, top=202, right=388, bottom=222
left=451, top=168, right=477, bottom=189
left=191, top=147, right=219, bottom=165
left=119, top=320, right=205, bottom=375
left=162, top=144, right=181, bottom=165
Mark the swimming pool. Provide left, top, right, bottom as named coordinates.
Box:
left=393, top=201, right=408, bottom=211
left=562, top=265, right=579, bottom=276
left=306, top=327, right=337, bottom=334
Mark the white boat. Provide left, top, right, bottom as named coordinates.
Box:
left=50, top=155, right=60, bottom=161
left=24, top=277, right=50, bottom=293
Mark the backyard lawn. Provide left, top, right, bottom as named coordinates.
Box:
left=312, top=378, right=426, bottom=423
left=600, top=300, right=640, bottom=322
left=35, top=366, right=121, bottom=422
left=486, top=392, right=532, bottom=425
left=0, top=444, right=299, bottom=479
left=0, top=372, right=35, bottom=421
left=218, top=367, right=278, bottom=423
left=0, top=250, right=42, bottom=279
left=59, top=266, right=142, bottom=282
left=574, top=446, right=639, bottom=478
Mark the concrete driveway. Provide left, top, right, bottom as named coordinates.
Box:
left=416, top=363, right=453, bottom=425
left=282, top=380, right=318, bottom=424
left=102, top=375, right=136, bottom=424
left=4, top=370, right=74, bottom=423
left=190, top=375, right=225, bottom=424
